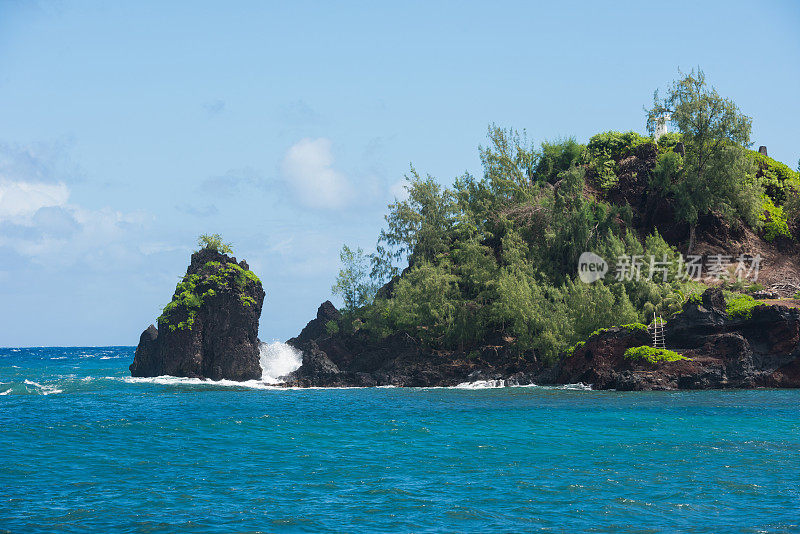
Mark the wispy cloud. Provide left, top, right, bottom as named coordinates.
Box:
left=0, top=143, right=152, bottom=269
left=0, top=180, right=70, bottom=222
left=202, top=99, right=226, bottom=115
left=0, top=141, right=82, bottom=184
left=281, top=137, right=353, bottom=210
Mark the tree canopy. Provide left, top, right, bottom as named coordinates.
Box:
left=197, top=234, right=234, bottom=254
left=326, top=71, right=797, bottom=364
left=646, top=69, right=761, bottom=251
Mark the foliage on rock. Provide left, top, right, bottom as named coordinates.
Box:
left=624, top=345, right=686, bottom=364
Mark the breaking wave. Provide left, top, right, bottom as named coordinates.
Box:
left=259, top=341, right=303, bottom=384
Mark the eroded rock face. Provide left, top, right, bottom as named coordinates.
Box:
left=130, top=248, right=265, bottom=381
left=550, top=288, right=800, bottom=390
left=284, top=302, right=542, bottom=387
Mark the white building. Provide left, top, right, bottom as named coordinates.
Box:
left=655, top=113, right=671, bottom=142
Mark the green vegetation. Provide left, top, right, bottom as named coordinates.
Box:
left=621, top=323, right=649, bottom=332
left=324, top=71, right=796, bottom=366
left=725, top=293, right=764, bottom=319
left=197, top=233, right=234, bottom=254
left=624, top=346, right=686, bottom=364
left=158, top=259, right=261, bottom=331
left=332, top=245, right=378, bottom=312
left=325, top=320, right=340, bottom=335
left=327, top=126, right=702, bottom=363
left=748, top=150, right=800, bottom=205
left=759, top=195, right=791, bottom=242
left=647, top=69, right=762, bottom=252
left=585, top=130, right=651, bottom=190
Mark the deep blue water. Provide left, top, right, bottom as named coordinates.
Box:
left=1, top=347, right=799, bottom=533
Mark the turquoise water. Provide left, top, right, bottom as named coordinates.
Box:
left=1, top=347, right=799, bottom=533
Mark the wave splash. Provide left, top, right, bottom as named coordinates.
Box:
left=259, top=341, right=303, bottom=384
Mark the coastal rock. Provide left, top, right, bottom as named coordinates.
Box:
left=129, top=248, right=265, bottom=381
left=285, top=302, right=542, bottom=387
left=291, top=301, right=341, bottom=344
left=550, top=288, right=800, bottom=390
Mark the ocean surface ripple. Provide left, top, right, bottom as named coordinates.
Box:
left=1, top=346, right=799, bottom=533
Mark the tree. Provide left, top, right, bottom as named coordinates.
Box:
left=646, top=69, right=761, bottom=252
left=332, top=245, right=377, bottom=312
left=387, top=260, right=459, bottom=344
left=197, top=233, right=233, bottom=254
left=372, top=167, right=454, bottom=281
left=479, top=125, right=538, bottom=201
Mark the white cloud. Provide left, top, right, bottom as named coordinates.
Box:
left=281, top=138, right=353, bottom=209
left=0, top=179, right=152, bottom=269
left=0, top=180, right=70, bottom=222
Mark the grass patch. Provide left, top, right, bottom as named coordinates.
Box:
left=725, top=293, right=764, bottom=319
left=621, top=322, right=648, bottom=332
left=624, top=345, right=687, bottom=364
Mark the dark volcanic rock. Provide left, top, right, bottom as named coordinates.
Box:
left=291, top=301, right=341, bottom=345
left=549, top=288, right=800, bottom=390
left=130, top=248, right=265, bottom=381
left=285, top=302, right=542, bottom=387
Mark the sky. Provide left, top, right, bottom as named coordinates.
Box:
left=0, top=0, right=798, bottom=346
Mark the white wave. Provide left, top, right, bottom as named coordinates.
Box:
left=23, top=379, right=63, bottom=395
left=51, top=356, right=67, bottom=360
left=258, top=341, right=303, bottom=384
left=123, top=375, right=284, bottom=390
left=99, top=356, right=121, bottom=360
left=454, top=379, right=508, bottom=389
left=557, top=382, right=593, bottom=390
left=452, top=380, right=593, bottom=390
left=0, top=389, right=11, bottom=395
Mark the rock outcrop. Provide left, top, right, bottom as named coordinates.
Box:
left=549, top=288, right=800, bottom=390
left=130, top=248, right=265, bottom=380
left=284, top=301, right=542, bottom=387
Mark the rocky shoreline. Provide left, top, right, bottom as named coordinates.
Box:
left=131, top=250, right=800, bottom=390
left=279, top=288, right=800, bottom=390
left=543, top=288, right=800, bottom=390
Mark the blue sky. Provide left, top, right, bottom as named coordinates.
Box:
left=0, top=0, right=798, bottom=346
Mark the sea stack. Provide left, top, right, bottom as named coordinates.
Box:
left=130, top=247, right=265, bottom=380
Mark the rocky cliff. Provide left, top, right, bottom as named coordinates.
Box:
left=130, top=248, right=265, bottom=380
left=548, top=288, right=800, bottom=390
left=284, top=301, right=542, bottom=387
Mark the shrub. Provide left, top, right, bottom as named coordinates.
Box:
left=759, top=195, right=791, bottom=241
left=325, top=320, right=340, bottom=335
left=534, top=138, right=586, bottom=183
left=621, top=323, right=648, bottom=332
left=725, top=293, right=764, bottom=319
left=624, top=345, right=686, bottom=364
left=197, top=234, right=234, bottom=254
left=748, top=150, right=800, bottom=205
left=656, top=132, right=682, bottom=151
left=585, top=130, right=651, bottom=190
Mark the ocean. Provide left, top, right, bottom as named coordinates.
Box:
left=1, top=346, right=799, bottom=533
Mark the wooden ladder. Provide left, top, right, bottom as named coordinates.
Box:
left=651, top=312, right=665, bottom=350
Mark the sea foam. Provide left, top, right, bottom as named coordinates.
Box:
left=23, top=379, right=63, bottom=395
left=259, top=341, right=303, bottom=384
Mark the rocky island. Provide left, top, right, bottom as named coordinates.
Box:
left=130, top=237, right=265, bottom=381
left=131, top=72, right=800, bottom=390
